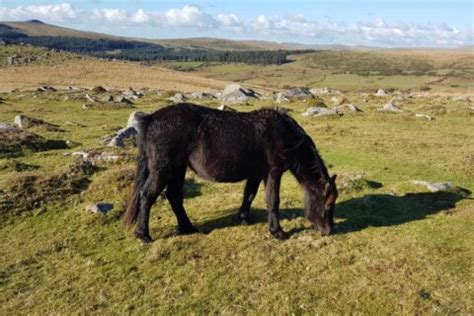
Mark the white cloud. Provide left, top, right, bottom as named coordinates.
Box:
left=0, top=3, right=471, bottom=47
left=165, top=5, right=214, bottom=28
left=0, top=3, right=76, bottom=21
left=130, top=9, right=150, bottom=24
left=216, top=13, right=241, bottom=28
left=92, top=8, right=128, bottom=23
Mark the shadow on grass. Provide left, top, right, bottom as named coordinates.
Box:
left=197, top=190, right=471, bottom=235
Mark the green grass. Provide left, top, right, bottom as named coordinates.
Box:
left=1, top=87, right=473, bottom=314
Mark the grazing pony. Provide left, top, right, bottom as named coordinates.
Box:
left=123, top=103, right=338, bottom=242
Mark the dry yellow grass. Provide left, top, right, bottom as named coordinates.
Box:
left=0, top=59, right=228, bottom=92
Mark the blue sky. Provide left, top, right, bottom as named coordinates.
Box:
left=0, top=1, right=472, bottom=47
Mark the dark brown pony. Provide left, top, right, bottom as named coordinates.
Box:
left=123, top=103, right=338, bottom=243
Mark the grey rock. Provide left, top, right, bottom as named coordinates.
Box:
left=218, top=83, right=259, bottom=104
left=122, top=88, right=144, bottom=100
left=302, top=107, right=339, bottom=117
left=452, top=96, right=471, bottom=102
left=13, top=114, right=63, bottom=131
left=309, top=87, right=330, bottom=95
left=330, top=96, right=348, bottom=106
left=127, top=111, right=147, bottom=129
left=37, top=85, right=57, bottom=92
left=106, top=127, right=137, bottom=148
left=337, top=103, right=362, bottom=113
left=0, top=122, right=14, bottom=130
left=104, top=111, right=147, bottom=147
left=190, top=91, right=215, bottom=99
left=412, top=180, right=453, bottom=192
left=415, top=113, right=434, bottom=121
left=67, top=86, right=82, bottom=92
left=114, top=96, right=134, bottom=105
left=86, top=203, right=113, bottom=214
left=276, top=87, right=313, bottom=103
left=374, top=89, right=388, bottom=97
left=85, top=94, right=96, bottom=103
left=101, top=95, right=114, bottom=103
left=378, top=102, right=403, bottom=113
left=169, top=92, right=187, bottom=103
left=217, top=104, right=236, bottom=111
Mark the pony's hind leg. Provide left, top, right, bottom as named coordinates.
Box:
left=165, top=167, right=198, bottom=234
left=135, top=170, right=167, bottom=243
left=237, top=176, right=261, bottom=224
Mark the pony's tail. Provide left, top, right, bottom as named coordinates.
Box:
left=123, top=112, right=149, bottom=227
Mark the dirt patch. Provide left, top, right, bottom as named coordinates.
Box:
left=0, top=160, right=39, bottom=172
left=0, top=158, right=98, bottom=217
left=0, top=127, right=68, bottom=158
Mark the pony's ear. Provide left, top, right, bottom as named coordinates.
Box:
left=330, top=174, right=337, bottom=183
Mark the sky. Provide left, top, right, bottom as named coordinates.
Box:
left=0, top=1, right=473, bottom=47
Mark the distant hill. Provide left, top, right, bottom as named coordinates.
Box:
left=0, top=20, right=318, bottom=65
left=0, top=20, right=348, bottom=51
left=1, top=20, right=121, bottom=40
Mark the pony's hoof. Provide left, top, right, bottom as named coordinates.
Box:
left=272, top=230, right=289, bottom=240
left=235, top=213, right=250, bottom=225
left=178, top=226, right=199, bottom=235
left=240, top=219, right=250, bottom=225
left=135, top=232, right=153, bottom=243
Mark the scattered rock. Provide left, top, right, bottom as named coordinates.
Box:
left=337, top=103, right=362, bottom=113
left=412, top=180, right=453, bottom=192
left=302, top=107, right=339, bottom=117
left=378, top=102, right=403, bottom=113
left=92, top=86, right=107, bottom=93
left=13, top=115, right=64, bottom=132
left=103, top=111, right=146, bottom=148
left=374, top=89, right=388, bottom=97
left=70, top=150, right=129, bottom=163
left=85, top=94, right=96, bottom=103
left=189, top=91, right=215, bottom=100
left=452, top=96, right=471, bottom=102
left=309, top=96, right=327, bottom=108
left=105, top=127, right=137, bottom=148
left=330, top=96, right=349, bottom=106
left=37, top=85, right=57, bottom=93
left=391, top=95, right=406, bottom=101
left=0, top=122, right=13, bottom=129
left=67, top=86, right=82, bottom=92
left=217, top=83, right=260, bottom=104
left=339, top=175, right=383, bottom=193
left=169, top=92, right=187, bottom=103
left=114, top=96, right=134, bottom=105
left=122, top=88, right=144, bottom=100
left=309, top=87, right=330, bottom=95
left=86, top=203, right=113, bottom=214
left=101, top=95, right=114, bottom=103
left=415, top=113, right=434, bottom=121
left=276, top=87, right=313, bottom=103
left=126, top=111, right=147, bottom=130
left=217, top=104, right=236, bottom=111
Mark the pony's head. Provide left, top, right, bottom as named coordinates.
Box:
left=305, top=174, right=338, bottom=236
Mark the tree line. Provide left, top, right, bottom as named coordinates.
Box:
left=1, top=33, right=314, bottom=65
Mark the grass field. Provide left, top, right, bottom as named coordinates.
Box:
left=0, top=45, right=473, bottom=314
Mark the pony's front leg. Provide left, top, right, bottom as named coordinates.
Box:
left=264, top=170, right=288, bottom=240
